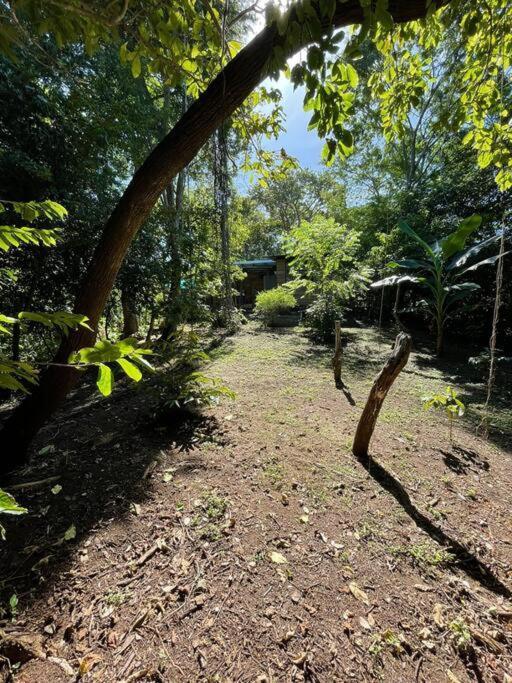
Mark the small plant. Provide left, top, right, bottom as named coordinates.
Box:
left=369, top=629, right=404, bottom=658
left=449, top=618, right=472, bottom=652
left=104, top=590, right=127, bottom=607
left=262, top=458, right=284, bottom=489
left=390, top=542, right=455, bottom=569
left=201, top=491, right=228, bottom=520
left=422, top=386, right=465, bottom=443
left=254, top=287, right=295, bottom=326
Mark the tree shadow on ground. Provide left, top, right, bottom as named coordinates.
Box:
left=335, top=379, right=356, bottom=406
left=353, top=449, right=511, bottom=598
left=438, top=445, right=490, bottom=475
left=0, top=377, right=226, bottom=614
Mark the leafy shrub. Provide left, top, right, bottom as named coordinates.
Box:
left=304, top=295, right=346, bottom=343
left=254, top=287, right=295, bottom=326
left=155, top=331, right=235, bottom=412
left=422, top=386, right=465, bottom=443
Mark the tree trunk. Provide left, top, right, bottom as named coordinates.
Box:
left=353, top=333, right=412, bottom=459
left=215, top=122, right=234, bottom=327
left=160, top=171, right=185, bottom=339
left=121, top=287, right=139, bottom=338
left=332, top=319, right=342, bottom=387
left=436, top=313, right=444, bottom=357
left=0, top=0, right=448, bottom=477
left=161, top=88, right=187, bottom=340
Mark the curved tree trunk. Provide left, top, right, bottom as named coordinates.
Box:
left=0, top=0, right=449, bottom=478
left=353, top=333, right=412, bottom=459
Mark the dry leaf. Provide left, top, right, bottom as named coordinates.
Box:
left=348, top=581, right=370, bottom=606
left=269, top=551, right=288, bottom=564
left=78, top=653, right=102, bottom=675
left=359, top=616, right=372, bottom=631
left=433, top=603, right=446, bottom=628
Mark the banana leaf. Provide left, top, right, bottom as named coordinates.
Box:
left=397, top=219, right=435, bottom=258
left=446, top=232, right=503, bottom=271
left=458, top=250, right=510, bottom=275
left=441, top=214, right=482, bottom=259
left=370, top=274, right=422, bottom=288
left=387, top=258, right=431, bottom=270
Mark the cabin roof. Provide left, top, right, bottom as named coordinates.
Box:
left=235, top=259, right=276, bottom=269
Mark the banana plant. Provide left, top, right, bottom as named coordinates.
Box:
left=371, top=215, right=509, bottom=355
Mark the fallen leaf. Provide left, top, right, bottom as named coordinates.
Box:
left=348, top=582, right=370, bottom=606
left=78, top=653, right=102, bottom=676
left=359, top=616, right=372, bottom=631
left=269, top=551, right=288, bottom=564
left=64, top=524, right=76, bottom=541
left=38, top=444, right=55, bottom=456
left=433, top=603, right=446, bottom=628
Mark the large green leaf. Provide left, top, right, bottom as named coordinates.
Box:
left=459, top=251, right=510, bottom=275
left=446, top=233, right=502, bottom=270
left=370, top=275, right=421, bottom=288
left=0, top=489, right=27, bottom=516
left=444, top=282, right=480, bottom=308
left=397, top=219, right=435, bottom=258
left=116, top=358, right=142, bottom=381
left=440, top=214, right=482, bottom=259
left=387, top=258, right=431, bottom=271
left=97, top=363, right=114, bottom=396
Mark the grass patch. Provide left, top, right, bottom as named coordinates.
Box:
left=390, top=542, right=455, bottom=569
left=262, top=458, right=285, bottom=489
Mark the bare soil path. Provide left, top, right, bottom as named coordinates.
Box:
left=1, top=325, right=511, bottom=682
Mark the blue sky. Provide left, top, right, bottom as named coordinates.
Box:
left=262, top=78, right=324, bottom=168
left=236, top=75, right=325, bottom=192
left=236, top=12, right=326, bottom=193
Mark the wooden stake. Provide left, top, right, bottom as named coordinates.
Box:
left=353, top=332, right=412, bottom=458
left=332, top=320, right=342, bottom=387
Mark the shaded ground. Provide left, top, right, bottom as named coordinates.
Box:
left=1, top=324, right=511, bottom=682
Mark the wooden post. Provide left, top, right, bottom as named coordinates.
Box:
left=332, top=319, right=342, bottom=387
left=353, top=332, right=412, bottom=458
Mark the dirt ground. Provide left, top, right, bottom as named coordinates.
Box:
left=1, top=324, right=511, bottom=682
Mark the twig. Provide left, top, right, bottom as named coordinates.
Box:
left=8, top=476, right=60, bottom=491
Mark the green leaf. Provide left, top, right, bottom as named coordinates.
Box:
left=116, top=358, right=142, bottom=381
left=387, top=259, right=431, bottom=271
left=459, top=251, right=510, bottom=275
left=0, top=489, right=28, bottom=516
left=398, top=219, right=435, bottom=258
left=446, top=233, right=502, bottom=271
left=371, top=275, right=421, bottom=288
left=440, top=214, right=482, bottom=259
left=63, top=524, right=76, bottom=541
left=97, top=363, right=114, bottom=396
left=131, top=55, right=141, bottom=78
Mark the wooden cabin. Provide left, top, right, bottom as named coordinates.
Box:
left=235, top=255, right=291, bottom=307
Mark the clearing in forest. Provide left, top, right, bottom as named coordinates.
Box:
left=2, top=324, right=512, bottom=682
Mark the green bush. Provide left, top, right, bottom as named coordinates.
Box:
left=254, top=287, right=296, bottom=326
